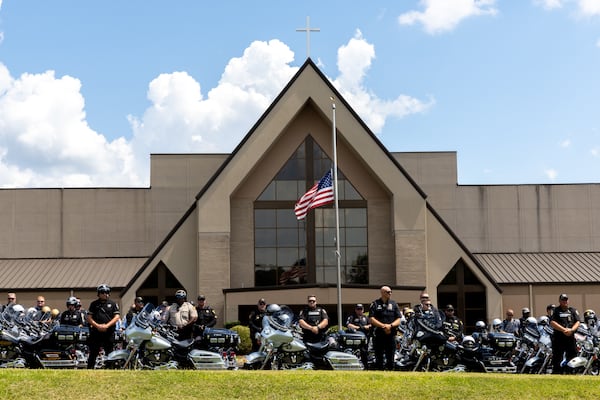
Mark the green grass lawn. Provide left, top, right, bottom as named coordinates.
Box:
left=0, top=370, right=598, bottom=400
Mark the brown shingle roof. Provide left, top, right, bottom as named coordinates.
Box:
left=475, top=253, right=600, bottom=284
left=0, top=258, right=146, bottom=290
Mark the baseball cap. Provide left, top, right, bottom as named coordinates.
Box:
left=134, top=297, right=144, bottom=303
left=355, top=303, right=364, bottom=309
left=197, top=295, right=206, bottom=301
left=559, top=293, right=568, bottom=301
left=445, top=304, right=454, bottom=311
left=522, top=307, right=530, bottom=314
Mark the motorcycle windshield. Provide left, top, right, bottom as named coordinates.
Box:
left=134, top=303, right=156, bottom=328
left=265, top=305, right=296, bottom=331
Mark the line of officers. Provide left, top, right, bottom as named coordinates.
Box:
left=247, top=286, right=460, bottom=371
left=2, top=287, right=218, bottom=370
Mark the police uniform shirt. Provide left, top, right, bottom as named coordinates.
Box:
left=88, top=298, right=120, bottom=332
left=196, top=306, right=217, bottom=327
left=551, top=306, right=579, bottom=335
left=442, top=315, right=464, bottom=337
left=299, top=306, right=328, bottom=327
left=60, top=309, right=84, bottom=326
left=169, top=301, right=198, bottom=329
left=346, top=314, right=369, bottom=330
left=369, top=298, right=401, bottom=333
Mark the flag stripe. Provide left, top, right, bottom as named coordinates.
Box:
left=294, top=170, right=335, bottom=220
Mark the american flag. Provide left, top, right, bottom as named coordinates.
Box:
left=294, top=170, right=335, bottom=220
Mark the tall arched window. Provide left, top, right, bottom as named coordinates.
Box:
left=254, top=137, right=368, bottom=286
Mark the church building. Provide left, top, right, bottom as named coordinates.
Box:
left=2, top=59, right=599, bottom=329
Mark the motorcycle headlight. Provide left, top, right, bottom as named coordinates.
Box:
left=583, top=340, right=594, bottom=352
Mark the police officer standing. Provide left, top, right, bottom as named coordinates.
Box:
left=86, top=284, right=120, bottom=369
left=168, top=290, right=198, bottom=339
left=298, top=295, right=329, bottom=344
left=194, top=295, right=217, bottom=335
left=248, top=298, right=267, bottom=352
left=368, top=286, right=401, bottom=370
left=60, top=296, right=85, bottom=326
left=550, top=293, right=580, bottom=374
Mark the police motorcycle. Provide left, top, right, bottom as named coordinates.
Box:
left=397, top=307, right=460, bottom=372
left=104, top=303, right=228, bottom=370
left=565, top=309, right=600, bottom=375
left=520, top=316, right=553, bottom=374
left=4, top=306, right=67, bottom=369
left=459, top=320, right=517, bottom=373
left=244, top=304, right=362, bottom=370
left=0, top=305, right=29, bottom=368
left=509, top=316, right=541, bottom=373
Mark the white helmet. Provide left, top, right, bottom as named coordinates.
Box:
left=462, top=335, right=477, bottom=350
left=538, top=315, right=549, bottom=326
left=491, top=318, right=502, bottom=330
left=526, top=316, right=537, bottom=326
left=12, top=304, right=25, bottom=314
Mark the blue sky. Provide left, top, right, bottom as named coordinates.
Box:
left=0, top=0, right=599, bottom=187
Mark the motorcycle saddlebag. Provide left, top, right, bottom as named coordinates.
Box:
left=53, top=325, right=88, bottom=344
left=338, top=331, right=368, bottom=347
left=201, top=328, right=240, bottom=349
left=487, top=332, right=517, bottom=351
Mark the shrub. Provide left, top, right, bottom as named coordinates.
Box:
left=229, top=325, right=252, bottom=354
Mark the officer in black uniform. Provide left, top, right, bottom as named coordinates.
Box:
left=441, top=304, right=464, bottom=342
left=298, top=295, right=329, bottom=343
left=550, top=293, right=580, bottom=374
left=345, top=303, right=371, bottom=335
left=248, top=298, right=267, bottom=351
left=60, top=296, right=85, bottom=326
left=86, top=284, right=120, bottom=369
left=368, top=286, right=401, bottom=370
left=194, top=295, right=217, bottom=336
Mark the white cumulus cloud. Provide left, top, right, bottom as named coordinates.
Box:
left=398, top=0, right=498, bottom=34
left=0, top=64, right=139, bottom=187
left=330, top=30, right=434, bottom=133
left=577, top=0, right=600, bottom=16
left=0, top=35, right=430, bottom=188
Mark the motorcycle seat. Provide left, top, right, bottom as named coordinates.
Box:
left=171, top=338, right=194, bottom=349
left=305, top=340, right=330, bottom=353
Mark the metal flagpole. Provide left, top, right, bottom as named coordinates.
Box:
left=331, top=97, right=342, bottom=330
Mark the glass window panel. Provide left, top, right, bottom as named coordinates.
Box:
left=346, top=227, right=367, bottom=246
left=321, top=265, right=338, bottom=283
left=275, top=180, right=300, bottom=200
left=277, top=228, right=300, bottom=247
left=277, top=209, right=300, bottom=228
left=321, top=246, right=337, bottom=265
left=315, top=247, right=324, bottom=265
left=277, top=247, right=300, bottom=266
left=257, top=182, right=275, bottom=201
left=255, top=267, right=277, bottom=286
left=317, top=228, right=336, bottom=247
left=255, top=229, right=276, bottom=247
left=255, top=248, right=276, bottom=266
left=345, top=247, right=368, bottom=266
left=255, top=209, right=276, bottom=228
left=346, top=265, right=368, bottom=284
left=276, top=158, right=305, bottom=181
left=343, top=180, right=362, bottom=200
left=345, top=209, right=367, bottom=227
